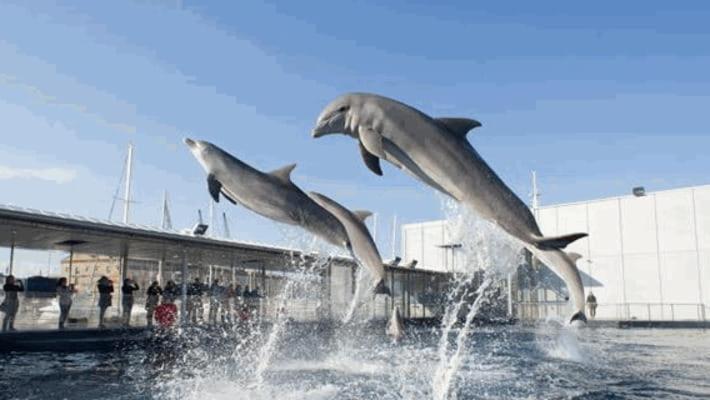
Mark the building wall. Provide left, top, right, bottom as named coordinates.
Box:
left=536, top=185, right=710, bottom=320
left=401, top=220, right=467, bottom=273
left=402, top=184, right=710, bottom=321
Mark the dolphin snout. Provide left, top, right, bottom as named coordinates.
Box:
left=312, top=122, right=328, bottom=138
left=184, top=138, right=197, bottom=148
left=312, top=117, right=341, bottom=138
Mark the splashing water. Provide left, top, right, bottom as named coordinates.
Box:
left=432, top=198, right=524, bottom=400
left=252, top=255, right=332, bottom=386
left=341, top=265, right=376, bottom=324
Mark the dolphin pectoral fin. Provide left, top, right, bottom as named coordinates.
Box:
left=534, top=233, right=588, bottom=250
left=359, top=141, right=383, bottom=176
left=567, top=252, right=583, bottom=263
left=269, top=163, right=297, bottom=185
left=352, top=210, right=372, bottom=223
left=358, top=126, right=385, bottom=158
left=570, top=311, right=587, bottom=324
left=220, top=188, right=238, bottom=205
left=207, top=174, right=222, bottom=203
left=435, top=117, right=482, bottom=138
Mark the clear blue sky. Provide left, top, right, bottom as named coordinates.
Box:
left=1, top=1, right=709, bottom=273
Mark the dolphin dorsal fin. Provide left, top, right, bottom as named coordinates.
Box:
left=352, top=210, right=372, bottom=222
left=436, top=118, right=482, bottom=138
left=567, top=252, right=583, bottom=263
left=270, top=163, right=297, bottom=184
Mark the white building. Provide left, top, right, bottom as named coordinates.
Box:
left=401, top=184, right=710, bottom=321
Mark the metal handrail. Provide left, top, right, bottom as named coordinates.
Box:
left=513, top=301, right=709, bottom=322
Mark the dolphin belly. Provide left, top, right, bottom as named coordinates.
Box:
left=382, top=139, right=458, bottom=200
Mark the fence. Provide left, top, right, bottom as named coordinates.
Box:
left=514, top=301, right=709, bottom=322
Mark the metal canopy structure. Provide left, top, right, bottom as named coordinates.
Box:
left=0, top=203, right=305, bottom=270
left=0, top=203, right=450, bottom=278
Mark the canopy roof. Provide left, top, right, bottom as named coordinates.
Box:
left=0, top=204, right=447, bottom=276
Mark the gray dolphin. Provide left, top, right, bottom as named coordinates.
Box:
left=184, top=138, right=350, bottom=249
left=386, top=306, right=405, bottom=342
left=311, top=93, right=588, bottom=323
left=307, top=191, right=390, bottom=295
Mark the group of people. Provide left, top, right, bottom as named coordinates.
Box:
left=90, top=276, right=260, bottom=328
left=183, top=277, right=261, bottom=325
left=1, top=273, right=262, bottom=332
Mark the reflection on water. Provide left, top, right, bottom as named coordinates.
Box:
left=1, top=326, right=709, bottom=400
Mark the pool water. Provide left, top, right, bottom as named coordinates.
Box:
left=1, top=324, right=709, bottom=400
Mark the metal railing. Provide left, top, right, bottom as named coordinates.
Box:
left=514, top=301, right=709, bottom=322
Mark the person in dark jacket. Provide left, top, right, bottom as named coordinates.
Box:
left=1, top=275, right=24, bottom=332
left=121, top=278, right=140, bottom=327
left=208, top=279, right=223, bottom=325
left=145, top=281, right=163, bottom=327
left=163, top=280, right=178, bottom=303
left=97, top=276, right=114, bottom=328
left=186, top=277, right=204, bottom=324
left=56, top=277, right=77, bottom=330
left=586, top=291, right=598, bottom=319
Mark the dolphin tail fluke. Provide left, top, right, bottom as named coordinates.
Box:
left=374, top=279, right=391, bottom=296
left=569, top=311, right=587, bottom=324
left=534, top=233, right=588, bottom=250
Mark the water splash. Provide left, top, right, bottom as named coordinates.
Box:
left=432, top=198, right=523, bottom=400
left=341, top=265, right=375, bottom=324
left=253, top=259, right=330, bottom=386
left=251, top=228, right=338, bottom=387
left=535, top=319, right=587, bottom=363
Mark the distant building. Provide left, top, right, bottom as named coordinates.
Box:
left=59, top=254, right=238, bottom=297
left=60, top=254, right=162, bottom=296
left=401, top=184, right=710, bottom=321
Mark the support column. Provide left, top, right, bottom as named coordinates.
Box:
left=181, top=250, right=188, bottom=324
left=8, top=231, right=15, bottom=276
left=157, top=252, right=164, bottom=285
left=506, top=273, right=513, bottom=317
left=403, top=271, right=408, bottom=318
left=260, top=265, right=266, bottom=296
left=119, top=244, right=129, bottom=317
left=68, top=248, right=74, bottom=284
left=231, top=255, right=236, bottom=285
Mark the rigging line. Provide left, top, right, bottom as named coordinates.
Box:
left=108, top=150, right=128, bottom=221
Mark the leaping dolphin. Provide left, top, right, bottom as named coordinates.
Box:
left=311, top=93, right=588, bottom=324
left=184, top=138, right=350, bottom=249
left=307, top=192, right=390, bottom=295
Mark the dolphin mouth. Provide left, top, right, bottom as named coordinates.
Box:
left=312, top=123, right=328, bottom=138
left=312, top=114, right=344, bottom=137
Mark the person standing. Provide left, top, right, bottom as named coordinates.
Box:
left=97, top=276, right=114, bottom=329
left=145, top=281, right=163, bottom=327
left=187, top=277, right=204, bottom=324
left=121, top=278, right=140, bottom=327
left=1, top=275, right=24, bottom=332
left=56, top=277, right=77, bottom=330
left=208, top=279, right=223, bottom=325
left=586, top=291, right=598, bottom=319
left=163, top=280, right=178, bottom=303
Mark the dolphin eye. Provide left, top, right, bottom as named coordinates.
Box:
left=337, top=106, right=348, bottom=112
